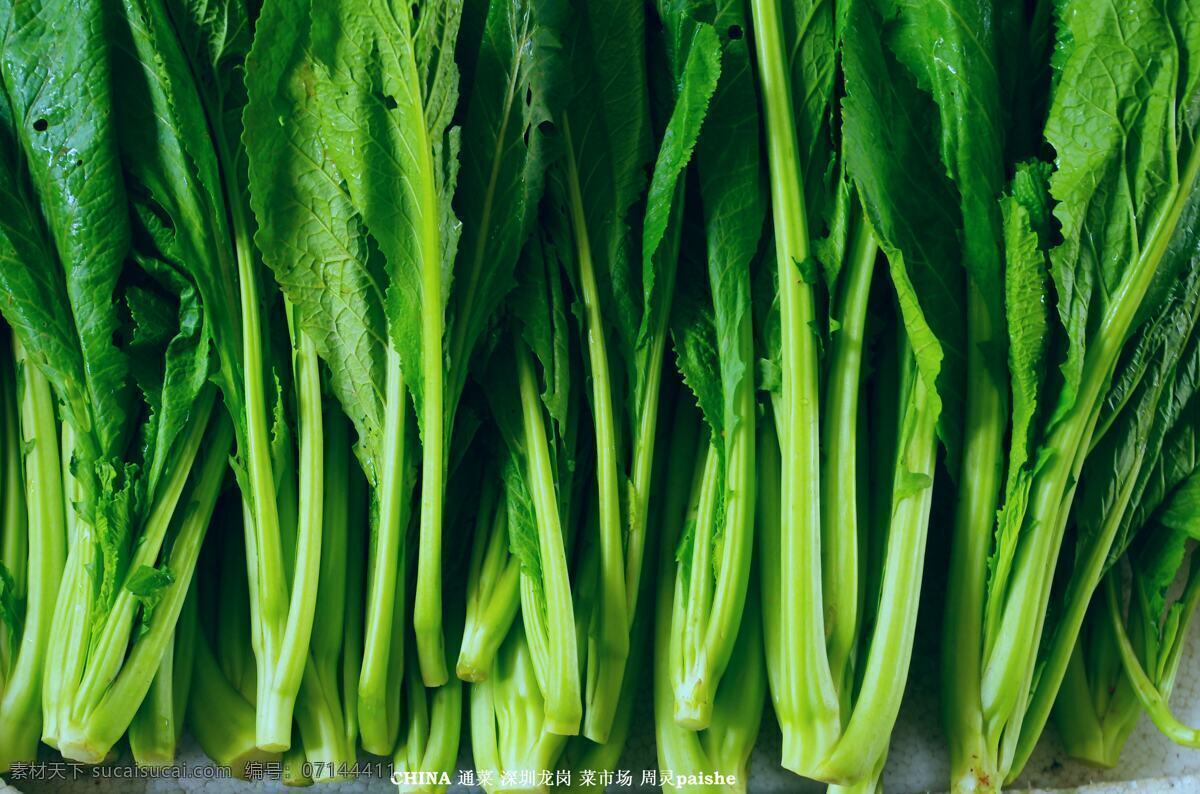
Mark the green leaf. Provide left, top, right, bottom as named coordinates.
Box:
left=842, top=0, right=966, bottom=461
left=694, top=0, right=765, bottom=447
left=1044, top=0, right=1200, bottom=423
left=638, top=12, right=721, bottom=355
left=990, top=165, right=1053, bottom=600
left=885, top=0, right=1006, bottom=306
left=448, top=0, right=558, bottom=408
left=1131, top=438, right=1200, bottom=630
left=109, top=0, right=245, bottom=432
left=307, top=0, right=462, bottom=429
left=0, top=0, right=133, bottom=460
left=167, top=0, right=253, bottom=150
left=126, top=564, right=176, bottom=637
left=503, top=453, right=542, bottom=601
left=243, top=0, right=388, bottom=478
left=0, top=95, right=86, bottom=434
left=783, top=0, right=838, bottom=247
left=1076, top=269, right=1200, bottom=567
left=0, top=562, right=23, bottom=646
left=554, top=0, right=653, bottom=363
left=1158, top=470, right=1200, bottom=541
left=894, top=469, right=934, bottom=502
left=511, top=223, right=572, bottom=430
left=671, top=266, right=723, bottom=441
left=125, top=254, right=211, bottom=499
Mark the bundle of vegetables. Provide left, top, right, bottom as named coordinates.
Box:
left=0, top=0, right=234, bottom=764
left=943, top=0, right=1200, bottom=789
left=743, top=0, right=980, bottom=787
left=1047, top=266, right=1200, bottom=767
left=1, top=0, right=1200, bottom=792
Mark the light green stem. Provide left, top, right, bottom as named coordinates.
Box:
left=561, top=118, right=630, bottom=745
left=657, top=400, right=764, bottom=794
left=470, top=624, right=570, bottom=793
left=413, top=87, right=449, bottom=690
left=983, top=144, right=1200, bottom=778
left=943, top=282, right=1009, bottom=794
left=676, top=305, right=757, bottom=730
left=258, top=314, right=325, bottom=749
left=0, top=345, right=24, bottom=679
left=817, top=373, right=938, bottom=784
left=394, top=672, right=462, bottom=794
left=515, top=341, right=581, bottom=736
left=189, top=619, right=278, bottom=780
left=296, top=660, right=357, bottom=782
left=359, top=347, right=411, bottom=755
left=1051, top=642, right=1109, bottom=765
left=129, top=639, right=178, bottom=767
left=133, top=580, right=195, bottom=772
left=674, top=442, right=719, bottom=728
left=822, top=220, right=877, bottom=704
left=0, top=339, right=66, bottom=771
left=457, top=483, right=520, bottom=683
left=295, top=404, right=355, bottom=781
left=1009, top=430, right=1150, bottom=775
left=749, top=0, right=838, bottom=772
left=230, top=178, right=290, bottom=750
left=1104, top=574, right=1200, bottom=746
left=59, top=392, right=214, bottom=764
left=59, top=416, right=232, bottom=763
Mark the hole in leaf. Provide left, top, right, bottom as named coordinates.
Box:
left=728, top=25, right=743, bottom=40
left=32, top=118, right=48, bottom=132
left=538, top=120, right=555, bottom=136
left=412, top=3, right=419, bottom=21
left=383, top=94, right=398, bottom=110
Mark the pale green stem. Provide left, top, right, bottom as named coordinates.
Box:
left=59, top=416, right=232, bottom=763
left=943, top=286, right=1009, bottom=794
left=679, top=308, right=757, bottom=731
left=295, top=405, right=355, bottom=781
left=457, top=486, right=520, bottom=683
left=359, top=346, right=410, bottom=755
left=59, top=392, right=214, bottom=764
left=129, top=640, right=178, bottom=767
left=394, top=673, right=462, bottom=794
left=674, top=442, right=719, bottom=728
left=1051, top=642, right=1108, bottom=765
left=189, top=618, right=278, bottom=779
left=230, top=173, right=290, bottom=751
left=985, top=173, right=1200, bottom=781
left=983, top=143, right=1200, bottom=778
left=515, top=340, right=581, bottom=736
left=413, top=69, right=449, bottom=689
left=1009, top=429, right=1150, bottom=775
left=562, top=118, right=630, bottom=744
left=822, top=220, right=877, bottom=705
left=470, top=625, right=569, bottom=793
left=1104, top=573, right=1200, bottom=746
left=257, top=314, right=325, bottom=749
left=749, top=0, right=838, bottom=771
left=0, top=340, right=66, bottom=770
left=817, top=373, right=938, bottom=784
left=0, top=347, right=24, bottom=679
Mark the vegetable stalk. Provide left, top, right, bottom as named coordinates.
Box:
left=749, top=0, right=838, bottom=770
left=0, top=337, right=67, bottom=771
